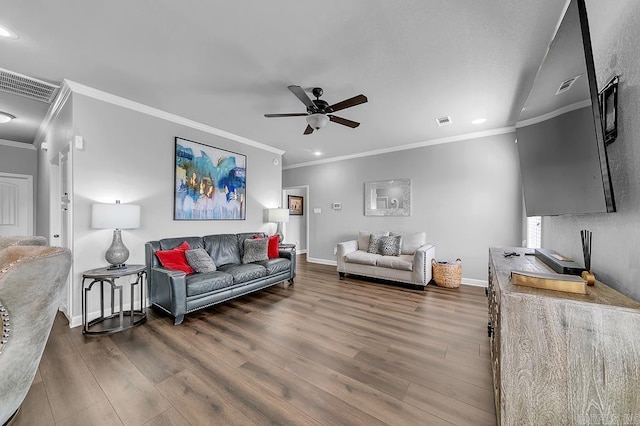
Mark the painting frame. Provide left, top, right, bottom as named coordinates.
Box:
left=288, top=195, right=303, bottom=216
left=174, top=137, right=247, bottom=220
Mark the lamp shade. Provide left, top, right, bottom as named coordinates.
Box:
left=306, top=113, right=329, bottom=130
left=91, top=201, right=141, bottom=229
left=267, top=208, right=289, bottom=223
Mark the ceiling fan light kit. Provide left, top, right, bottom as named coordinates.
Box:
left=306, top=113, right=329, bottom=130
left=265, top=85, right=367, bottom=135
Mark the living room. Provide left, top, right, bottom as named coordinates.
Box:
left=1, top=0, right=640, bottom=424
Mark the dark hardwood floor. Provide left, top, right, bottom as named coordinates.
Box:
left=14, top=256, right=496, bottom=425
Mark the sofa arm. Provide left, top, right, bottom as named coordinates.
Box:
left=414, top=244, right=436, bottom=285
left=337, top=240, right=358, bottom=272
left=278, top=247, right=296, bottom=281
left=148, top=266, right=187, bottom=319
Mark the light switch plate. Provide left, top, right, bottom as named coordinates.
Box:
left=314, top=208, right=321, bottom=214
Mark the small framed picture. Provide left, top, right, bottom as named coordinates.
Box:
left=599, top=76, right=618, bottom=146
left=288, top=195, right=303, bottom=215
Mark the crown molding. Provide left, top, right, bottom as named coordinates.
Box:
left=0, top=139, right=36, bottom=150
left=283, top=126, right=515, bottom=170
left=64, top=80, right=285, bottom=155
left=33, top=81, right=73, bottom=149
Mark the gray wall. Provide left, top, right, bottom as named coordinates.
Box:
left=543, top=0, right=640, bottom=301
left=37, top=92, right=283, bottom=323
left=283, top=132, right=523, bottom=282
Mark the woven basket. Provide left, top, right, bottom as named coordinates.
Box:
left=432, top=258, right=462, bottom=288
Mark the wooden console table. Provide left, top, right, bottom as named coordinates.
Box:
left=487, top=247, right=640, bottom=425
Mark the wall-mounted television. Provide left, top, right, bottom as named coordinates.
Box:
left=515, top=0, right=615, bottom=216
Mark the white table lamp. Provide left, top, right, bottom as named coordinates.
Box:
left=267, top=208, right=289, bottom=242
left=92, top=200, right=141, bottom=269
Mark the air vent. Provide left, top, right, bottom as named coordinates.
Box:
left=0, top=68, right=60, bottom=103
left=556, top=74, right=582, bottom=95
left=435, top=116, right=452, bottom=126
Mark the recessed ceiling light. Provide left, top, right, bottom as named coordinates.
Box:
left=313, top=151, right=322, bottom=156
left=0, top=25, right=19, bottom=40
left=0, top=112, right=16, bottom=123
left=472, top=118, right=487, bottom=125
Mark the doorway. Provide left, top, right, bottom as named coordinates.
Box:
left=0, top=172, right=33, bottom=237
left=283, top=185, right=309, bottom=254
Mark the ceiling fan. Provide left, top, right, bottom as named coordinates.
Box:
left=264, top=85, right=367, bottom=135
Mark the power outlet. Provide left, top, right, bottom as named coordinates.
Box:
left=333, top=247, right=337, bottom=255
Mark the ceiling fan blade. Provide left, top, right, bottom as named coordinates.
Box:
left=288, top=85, right=315, bottom=109
left=329, top=115, right=360, bottom=128
left=329, top=94, right=368, bottom=113
left=303, top=125, right=314, bottom=135
left=264, top=113, right=308, bottom=118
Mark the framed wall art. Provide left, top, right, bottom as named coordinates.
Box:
left=288, top=195, right=303, bottom=215
left=174, top=137, right=246, bottom=220
left=599, top=75, right=618, bottom=146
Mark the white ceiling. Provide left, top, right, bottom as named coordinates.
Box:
left=0, top=0, right=567, bottom=166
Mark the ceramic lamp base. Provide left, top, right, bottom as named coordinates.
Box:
left=105, top=229, right=130, bottom=269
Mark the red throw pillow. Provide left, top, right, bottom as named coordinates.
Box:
left=155, top=241, right=194, bottom=274
left=254, top=234, right=280, bottom=259
left=267, top=235, right=280, bottom=259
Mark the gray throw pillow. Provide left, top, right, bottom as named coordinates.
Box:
left=367, top=233, right=387, bottom=254
left=185, top=248, right=216, bottom=273
left=243, top=238, right=268, bottom=264
left=379, top=235, right=402, bottom=256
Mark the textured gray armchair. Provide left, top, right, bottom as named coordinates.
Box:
left=0, top=244, right=72, bottom=424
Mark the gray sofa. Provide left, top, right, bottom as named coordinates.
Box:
left=145, top=232, right=295, bottom=325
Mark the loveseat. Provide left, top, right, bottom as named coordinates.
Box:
left=145, top=232, right=295, bottom=325
left=336, top=231, right=435, bottom=289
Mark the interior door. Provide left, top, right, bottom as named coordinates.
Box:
left=0, top=172, right=33, bottom=237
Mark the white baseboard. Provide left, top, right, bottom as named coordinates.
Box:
left=296, top=249, right=307, bottom=254
left=461, top=277, right=488, bottom=287
left=306, top=257, right=337, bottom=266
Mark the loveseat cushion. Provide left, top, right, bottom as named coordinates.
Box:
left=376, top=254, right=414, bottom=271
left=254, top=257, right=291, bottom=275
left=185, top=271, right=234, bottom=297
left=345, top=250, right=380, bottom=266
left=203, top=234, right=241, bottom=266
left=218, top=263, right=267, bottom=283
left=391, top=232, right=427, bottom=255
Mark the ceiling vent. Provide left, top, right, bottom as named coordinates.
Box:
left=435, top=116, right=452, bottom=126
left=0, top=68, right=60, bottom=103
left=556, top=74, right=582, bottom=95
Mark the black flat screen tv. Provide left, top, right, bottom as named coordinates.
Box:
left=515, top=0, right=615, bottom=216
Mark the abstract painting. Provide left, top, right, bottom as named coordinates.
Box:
left=174, top=137, right=246, bottom=220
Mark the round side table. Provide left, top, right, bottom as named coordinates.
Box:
left=81, top=264, right=147, bottom=335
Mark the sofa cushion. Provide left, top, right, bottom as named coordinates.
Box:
left=379, top=235, right=402, bottom=256
left=203, top=234, right=241, bottom=266
left=345, top=250, right=381, bottom=266
left=242, top=238, right=268, bottom=264
left=358, top=231, right=389, bottom=251
left=185, top=271, right=233, bottom=296
left=155, top=241, right=194, bottom=274
left=376, top=254, right=414, bottom=271
left=218, top=263, right=267, bottom=283
left=159, top=237, right=204, bottom=251
left=391, top=232, right=427, bottom=255
left=185, top=248, right=216, bottom=273
left=254, top=257, right=291, bottom=275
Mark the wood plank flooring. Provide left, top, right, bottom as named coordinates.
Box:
left=13, top=256, right=495, bottom=425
